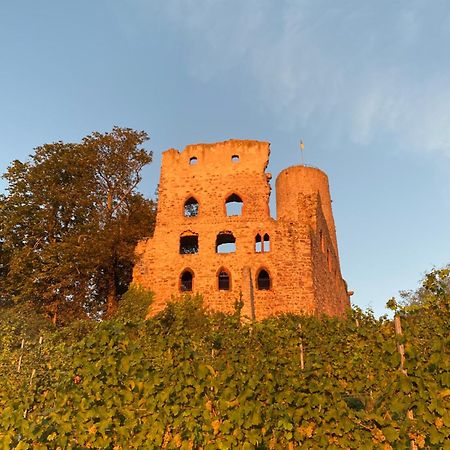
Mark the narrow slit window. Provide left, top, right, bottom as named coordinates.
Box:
left=257, top=269, right=271, bottom=290
left=327, top=249, right=332, bottom=271
left=320, top=230, right=324, bottom=252
left=218, top=270, right=230, bottom=290
left=180, top=234, right=199, bottom=254
left=225, top=194, right=243, bottom=216
left=263, top=233, right=270, bottom=252
left=216, top=232, right=236, bottom=254
left=180, top=270, right=193, bottom=292
left=184, top=197, right=199, bottom=217
left=189, top=156, right=198, bottom=165
left=255, top=234, right=262, bottom=252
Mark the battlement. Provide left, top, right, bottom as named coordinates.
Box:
left=157, top=140, right=272, bottom=224
left=162, top=139, right=270, bottom=175
left=134, top=139, right=350, bottom=319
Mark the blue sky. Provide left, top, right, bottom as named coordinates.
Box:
left=1, top=0, right=449, bottom=316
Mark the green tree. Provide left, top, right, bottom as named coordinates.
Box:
left=399, top=265, right=450, bottom=314
left=0, top=127, right=155, bottom=323
left=81, top=127, right=155, bottom=316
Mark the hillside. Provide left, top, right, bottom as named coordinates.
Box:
left=0, top=281, right=448, bottom=449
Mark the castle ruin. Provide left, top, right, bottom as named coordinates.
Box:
left=133, top=139, right=350, bottom=319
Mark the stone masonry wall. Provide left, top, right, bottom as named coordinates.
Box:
left=133, top=139, right=350, bottom=319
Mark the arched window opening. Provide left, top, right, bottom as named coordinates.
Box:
left=189, top=156, right=198, bottom=165
left=263, top=233, right=271, bottom=252
left=255, top=234, right=262, bottom=252
left=257, top=269, right=271, bottom=290
left=216, top=232, right=236, bottom=254
left=255, top=233, right=270, bottom=252
left=180, top=270, right=193, bottom=292
left=180, top=233, right=199, bottom=254
left=184, top=197, right=199, bottom=217
left=225, top=193, right=243, bottom=216
left=218, top=269, right=231, bottom=290
left=231, top=154, right=240, bottom=163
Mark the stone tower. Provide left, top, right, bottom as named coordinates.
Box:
left=133, top=139, right=350, bottom=319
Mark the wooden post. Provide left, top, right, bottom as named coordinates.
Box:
left=394, top=315, right=417, bottom=450
left=394, top=315, right=407, bottom=375
left=298, top=324, right=305, bottom=370
left=29, top=369, right=36, bottom=387
left=17, top=339, right=25, bottom=373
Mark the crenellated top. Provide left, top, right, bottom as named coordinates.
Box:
left=157, top=140, right=272, bottom=224
left=161, top=139, right=270, bottom=176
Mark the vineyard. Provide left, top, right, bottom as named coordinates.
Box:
left=0, top=281, right=449, bottom=449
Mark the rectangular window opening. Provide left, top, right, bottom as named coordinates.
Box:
left=180, top=235, right=199, bottom=254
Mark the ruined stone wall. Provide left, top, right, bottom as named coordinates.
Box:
left=275, top=165, right=350, bottom=315
left=276, top=165, right=339, bottom=255
left=133, top=139, right=350, bottom=319
left=310, top=199, right=350, bottom=315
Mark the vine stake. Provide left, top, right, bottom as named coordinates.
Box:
left=17, top=338, right=25, bottom=373
left=394, top=314, right=417, bottom=450
left=298, top=324, right=305, bottom=370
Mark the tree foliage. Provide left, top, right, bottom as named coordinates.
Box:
left=399, top=266, right=450, bottom=314
left=0, top=127, right=155, bottom=322
left=0, top=281, right=448, bottom=448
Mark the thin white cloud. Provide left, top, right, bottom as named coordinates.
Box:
left=129, top=0, right=450, bottom=156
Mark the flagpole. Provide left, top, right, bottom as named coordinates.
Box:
left=300, top=140, right=305, bottom=166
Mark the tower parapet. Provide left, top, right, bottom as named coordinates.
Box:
left=276, top=165, right=338, bottom=255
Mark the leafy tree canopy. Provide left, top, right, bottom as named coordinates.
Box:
left=0, top=127, right=155, bottom=324
left=389, top=266, right=450, bottom=317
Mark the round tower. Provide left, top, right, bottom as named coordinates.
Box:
left=276, top=165, right=338, bottom=254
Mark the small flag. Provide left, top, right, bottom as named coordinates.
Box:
left=300, top=140, right=305, bottom=165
